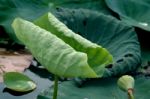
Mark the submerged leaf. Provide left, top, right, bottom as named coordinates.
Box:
left=3, top=72, right=36, bottom=92
left=105, top=0, right=150, bottom=31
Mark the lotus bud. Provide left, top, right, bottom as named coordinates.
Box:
left=117, top=75, right=134, bottom=92
left=117, top=75, right=135, bottom=99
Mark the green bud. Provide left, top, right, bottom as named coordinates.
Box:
left=117, top=75, right=134, bottom=92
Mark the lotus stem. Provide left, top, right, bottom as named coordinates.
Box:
left=53, top=75, right=59, bottom=99
left=128, top=89, right=134, bottom=99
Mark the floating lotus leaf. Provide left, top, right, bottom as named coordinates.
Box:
left=0, top=0, right=111, bottom=42
left=38, top=76, right=150, bottom=99
left=105, top=0, right=150, bottom=31
left=3, top=72, right=36, bottom=92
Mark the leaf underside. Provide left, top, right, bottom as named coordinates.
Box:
left=12, top=14, right=113, bottom=78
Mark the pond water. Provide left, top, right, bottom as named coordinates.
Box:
left=0, top=66, right=52, bottom=99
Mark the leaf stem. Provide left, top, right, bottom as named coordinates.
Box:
left=53, top=75, right=59, bottom=99
left=128, top=89, right=134, bottom=99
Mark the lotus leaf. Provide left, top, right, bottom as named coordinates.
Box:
left=3, top=72, right=36, bottom=92
left=35, top=8, right=141, bottom=77
left=38, top=76, right=150, bottom=99
left=105, top=0, right=150, bottom=31
left=12, top=17, right=113, bottom=78
left=0, top=0, right=110, bottom=42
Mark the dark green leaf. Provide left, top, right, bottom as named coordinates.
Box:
left=38, top=76, right=150, bottom=99
left=49, top=0, right=112, bottom=14
left=105, top=0, right=150, bottom=31
left=51, top=8, right=141, bottom=77
left=0, top=0, right=50, bottom=42
left=0, top=0, right=111, bottom=42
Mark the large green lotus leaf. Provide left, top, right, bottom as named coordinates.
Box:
left=12, top=18, right=113, bottom=78
left=3, top=72, right=36, bottom=92
left=35, top=8, right=141, bottom=77
left=34, top=12, right=113, bottom=77
left=105, top=0, right=150, bottom=31
left=37, top=76, right=150, bottom=99
left=0, top=0, right=111, bottom=42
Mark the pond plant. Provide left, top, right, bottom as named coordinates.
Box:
left=3, top=7, right=141, bottom=99
left=11, top=12, right=113, bottom=99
